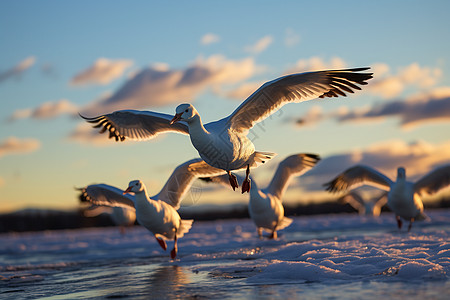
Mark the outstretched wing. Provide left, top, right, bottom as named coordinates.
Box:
left=337, top=190, right=365, bottom=211
left=82, top=205, right=113, bottom=217
left=77, top=184, right=136, bottom=209
left=414, top=165, right=450, bottom=195
left=372, top=192, right=388, bottom=216
left=324, top=165, right=393, bottom=193
left=225, top=68, right=372, bottom=133
left=266, top=153, right=321, bottom=200
left=155, top=159, right=226, bottom=209
left=80, top=110, right=189, bottom=142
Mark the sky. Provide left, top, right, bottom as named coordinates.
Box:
left=1, top=0, right=450, bottom=213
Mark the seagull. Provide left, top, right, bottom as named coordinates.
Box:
left=77, top=158, right=224, bottom=259
left=81, top=68, right=372, bottom=193
left=324, top=165, right=450, bottom=231
left=201, top=153, right=320, bottom=239
left=81, top=205, right=136, bottom=234
left=337, top=190, right=387, bottom=217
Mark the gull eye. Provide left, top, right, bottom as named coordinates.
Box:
left=185, top=109, right=189, bottom=112
left=135, top=183, right=139, bottom=186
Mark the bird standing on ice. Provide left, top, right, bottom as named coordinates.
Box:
left=202, top=153, right=320, bottom=239
left=77, top=158, right=224, bottom=259
left=324, top=165, right=450, bottom=231
left=81, top=68, right=372, bottom=193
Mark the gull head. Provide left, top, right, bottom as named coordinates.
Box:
left=123, top=180, right=145, bottom=194
left=170, top=103, right=197, bottom=124
left=397, top=167, right=406, bottom=180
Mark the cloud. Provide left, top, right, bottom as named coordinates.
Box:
left=245, top=36, right=273, bottom=54
left=201, top=33, right=220, bottom=45
left=293, top=105, right=325, bottom=127
left=68, top=123, right=153, bottom=147
left=286, top=60, right=442, bottom=100
left=336, top=88, right=450, bottom=129
left=67, top=124, right=121, bottom=146
left=81, top=55, right=260, bottom=115
left=0, top=137, right=41, bottom=158
left=0, top=177, right=4, bottom=188
left=300, top=139, right=450, bottom=191
left=293, top=83, right=450, bottom=129
left=71, top=58, right=134, bottom=86
left=366, top=63, right=442, bottom=99
left=286, top=56, right=348, bottom=74
left=8, top=99, right=78, bottom=122
left=0, top=56, right=36, bottom=83
left=223, top=81, right=263, bottom=100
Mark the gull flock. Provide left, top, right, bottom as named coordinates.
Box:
left=78, top=67, right=450, bottom=259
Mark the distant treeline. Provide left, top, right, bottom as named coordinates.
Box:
left=1, top=197, right=449, bottom=233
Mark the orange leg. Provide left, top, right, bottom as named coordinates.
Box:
left=170, top=234, right=178, bottom=260
left=408, top=218, right=414, bottom=232
left=241, top=165, right=251, bottom=194
left=228, top=171, right=239, bottom=191
left=155, top=236, right=167, bottom=251
left=396, top=215, right=402, bottom=230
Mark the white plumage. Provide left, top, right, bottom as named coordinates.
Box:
left=83, top=205, right=136, bottom=234
left=202, top=153, right=320, bottom=238
left=337, top=190, right=387, bottom=217
left=324, top=165, right=450, bottom=230
left=81, top=68, right=372, bottom=193
left=78, top=158, right=225, bottom=259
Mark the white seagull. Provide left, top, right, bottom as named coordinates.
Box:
left=77, top=158, right=224, bottom=259
left=324, top=165, right=450, bottom=231
left=337, top=190, right=387, bottom=217
left=82, top=205, right=136, bottom=234
left=201, top=153, right=320, bottom=239
left=81, top=68, right=372, bottom=193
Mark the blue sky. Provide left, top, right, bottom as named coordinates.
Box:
left=1, top=0, right=450, bottom=212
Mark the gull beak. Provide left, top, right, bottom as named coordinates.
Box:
left=123, top=186, right=133, bottom=195
left=170, top=113, right=182, bottom=125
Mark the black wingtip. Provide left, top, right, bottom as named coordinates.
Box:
left=199, top=177, right=213, bottom=183
left=303, top=153, right=321, bottom=162
left=78, top=112, right=88, bottom=120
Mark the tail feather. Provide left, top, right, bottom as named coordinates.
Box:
left=276, top=217, right=293, bottom=230
left=415, top=212, right=430, bottom=222
left=177, top=219, right=194, bottom=238
left=251, top=151, right=277, bottom=168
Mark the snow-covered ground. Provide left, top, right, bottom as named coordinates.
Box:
left=1, top=210, right=449, bottom=299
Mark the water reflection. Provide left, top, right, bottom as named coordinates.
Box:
left=146, top=265, right=191, bottom=299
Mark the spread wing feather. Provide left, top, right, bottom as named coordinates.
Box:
left=225, top=68, right=372, bottom=133
left=80, top=110, right=189, bottom=142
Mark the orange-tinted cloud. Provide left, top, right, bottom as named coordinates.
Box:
left=366, top=63, right=442, bottom=99
left=245, top=36, right=273, bottom=54
left=0, top=137, right=41, bottom=158
left=67, top=123, right=124, bottom=147
left=294, top=87, right=450, bottom=129
left=223, top=81, right=263, bottom=100
left=337, top=90, right=450, bottom=129
left=81, top=55, right=260, bottom=115
left=71, top=58, right=134, bottom=86
left=8, top=99, right=78, bottom=122
left=286, top=56, right=347, bottom=74
left=0, top=56, right=36, bottom=83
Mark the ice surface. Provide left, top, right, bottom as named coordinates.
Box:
left=1, top=210, right=449, bottom=299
